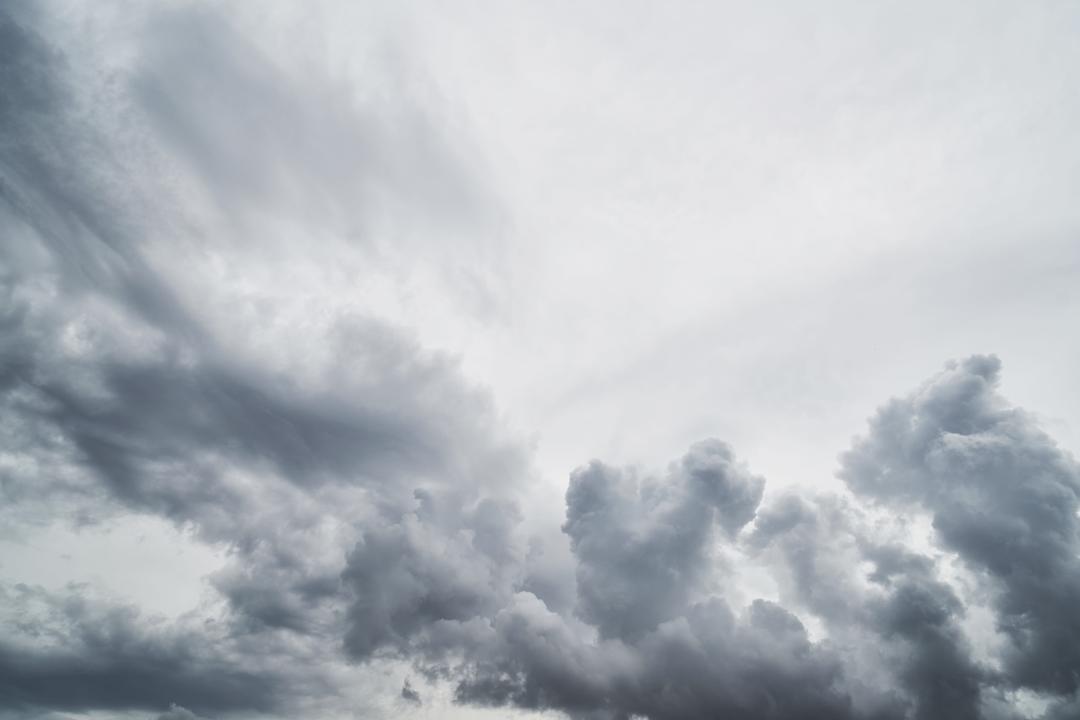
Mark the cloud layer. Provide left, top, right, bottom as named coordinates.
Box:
left=2, top=3, right=1079, bottom=720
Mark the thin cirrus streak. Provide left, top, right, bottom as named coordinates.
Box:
left=1, top=2, right=1079, bottom=720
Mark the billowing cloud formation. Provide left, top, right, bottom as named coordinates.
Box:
left=446, top=442, right=860, bottom=720
left=746, top=356, right=1080, bottom=720
left=1, top=2, right=524, bottom=716
left=564, top=439, right=763, bottom=640
left=841, top=356, right=1080, bottom=705
left=2, top=3, right=1080, bottom=720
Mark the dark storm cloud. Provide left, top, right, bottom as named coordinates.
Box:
left=442, top=445, right=887, bottom=719
left=400, top=680, right=421, bottom=705
left=873, top=579, right=984, bottom=720
left=157, top=706, right=212, bottom=720
left=2, top=297, right=515, bottom=530
left=4, top=3, right=1080, bottom=720
left=0, top=583, right=291, bottom=716
left=749, top=491, right=993, bottom=719
left=744, top=355, right=1080, bottom=719
left=502, top=355, right=1078, bottom=720
left=0, top=0, right=516, bottom=525
left=451, top=592, right=867, bottom=720
left=342, top=441, right=862, bottom=719
left=563, top=439, right=763, bottom=640
left=1, top=1, right=524, bottom=716
left=841, top=355, right=1080, bottom=698
left=341, top=493, right=524, bottom=660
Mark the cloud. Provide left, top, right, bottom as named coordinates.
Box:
left=156, top=705, right=212, bottom=720
left=451, top=591, right=865, bottom=720
left=401, top=680, right=422, bottom=705
left=3, top=2, right=1080, bottom=720
left=341, top=494, right=523, bottom=659
left=0, top=1, right=527, bottom=716
left=156, top=703, right=212, bottom=720
left=435, top=446, right=884, bottom=720
left=453, top=355, right=1079, bottom=720
left=840, top=354, right=1080, bottom=699
left=0, top=584, right=290, bottom=716
left=563, top=439, right=763, bottom=641
left=128, top=3, right=490, bottom=245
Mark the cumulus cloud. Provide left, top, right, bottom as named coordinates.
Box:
left=3, top=2, right=1080, bottom=720
left=840, top=355, right=1080, bottom=704
left=562, top=439, right=763, bottom=640
left=440, top=354, right=1080, bottom=720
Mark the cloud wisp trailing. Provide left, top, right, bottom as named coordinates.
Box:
left=2, top=2, right=1079, bottom=720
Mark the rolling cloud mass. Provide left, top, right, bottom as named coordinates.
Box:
left=2, top=2, right=1079, bottom=720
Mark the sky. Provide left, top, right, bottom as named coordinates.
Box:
left=1, top=1, right=1079, bottom=719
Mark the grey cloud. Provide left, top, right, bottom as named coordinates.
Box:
left=443, top=444, right=887, bottom=720
left=452, top=590, right=867, bottom=720
left=866, top=544, right=993, bottom=718
left=156, top=705, right=212, bottom=720
left=342, top=509, right=510, bottom=659
left=743, top=355, right=1080, bottom=719
left=0, top=584, right=291, bottom=717
left=0, top=1, right=526, bottom=716
left=751, top=491, right=1003, bottom=719
left=563, top=439, right=763, bottom=640
left=5, top=2, right=1080, bottom=720
left=841, top=355, right=1080, bottom=698
left=330, top=434, right=892, bottom=720
left=868, top=571, right=985, bottom=720
left=130, top=4, right=488, bottom=241
left=400, top=680, right=421, bottom=705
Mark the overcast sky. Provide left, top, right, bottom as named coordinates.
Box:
left=2, top=2, right=1080, bottom=719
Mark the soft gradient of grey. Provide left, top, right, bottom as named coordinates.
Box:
left=2, top=2, right=1079, bottom=719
